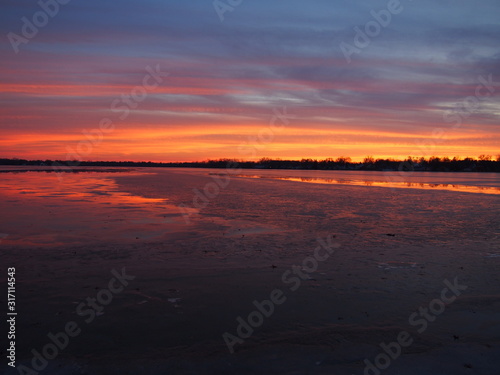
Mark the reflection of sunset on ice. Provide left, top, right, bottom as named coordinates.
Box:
left=1, top=167, right=499, bottom=373
left=0, top=170, right=183, bottom=247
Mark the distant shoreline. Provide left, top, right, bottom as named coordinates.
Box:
left=1, top=157, right=499, bottom=173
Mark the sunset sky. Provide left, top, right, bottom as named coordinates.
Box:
left=1, top=0, right=499, bottom=162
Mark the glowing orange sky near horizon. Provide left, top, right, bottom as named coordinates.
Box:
left=1, top=68, right=498, bottom=163
left=1, top=121, right=497, bottom=163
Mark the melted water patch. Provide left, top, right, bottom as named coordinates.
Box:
left=234, top=174, right=500, bottom=195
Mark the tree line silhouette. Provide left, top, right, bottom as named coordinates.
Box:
left=1, top=155, right=499, bottom=172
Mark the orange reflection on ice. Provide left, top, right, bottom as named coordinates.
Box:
left=235, top=175, right=500, bottom=195
left=0, top=170, right=187, bottom=248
